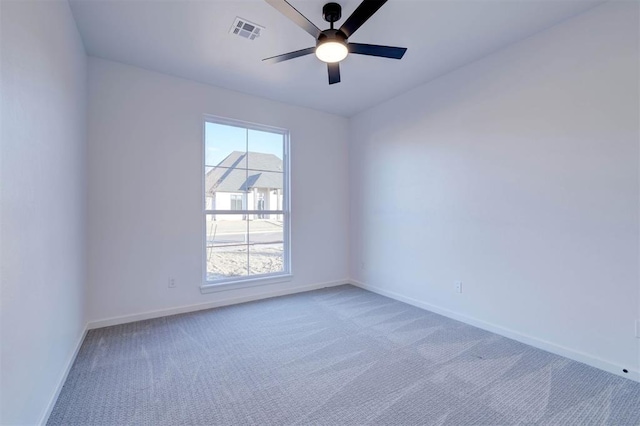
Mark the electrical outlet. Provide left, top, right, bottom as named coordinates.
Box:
left=455, top=281, right=462, bottom=294
left=168, top=277, right=176, bottom=288
left=635, top=320, right=640, bottom=339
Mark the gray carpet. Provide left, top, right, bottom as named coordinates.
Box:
left=49, top=285, right=640, bottom=425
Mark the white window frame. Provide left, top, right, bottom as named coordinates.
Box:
left=201, top=115, right=292, bottom=293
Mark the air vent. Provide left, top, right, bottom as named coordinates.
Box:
left=229, top=17, right=264, bottom=40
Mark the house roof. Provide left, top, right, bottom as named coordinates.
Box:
left=206, top=151, right=283, bottom=194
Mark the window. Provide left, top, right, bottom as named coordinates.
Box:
left=230, top=194, right=243, bottom=210
left=203, top=116, right=290, bottom=288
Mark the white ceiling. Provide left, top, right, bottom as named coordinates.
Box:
left=69, top=0, right=604, bottom=117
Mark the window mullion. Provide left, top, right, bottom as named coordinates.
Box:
left=245, top=127, right=250, bottom=275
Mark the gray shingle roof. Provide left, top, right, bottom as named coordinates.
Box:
left=206, top=151, right=283, bottom=194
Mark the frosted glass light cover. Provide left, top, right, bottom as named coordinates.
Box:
left=315, top=41, right=348, bottom=63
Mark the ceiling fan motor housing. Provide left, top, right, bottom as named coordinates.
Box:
left=322, top=2, right=342, bottom=23
left=317, top=28, right=347, bottom=48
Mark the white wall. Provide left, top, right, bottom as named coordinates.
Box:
left=349, top=1, right=639, bottom=379
left=86, top=58, right=349, bottom=323
left=0, top=1, right=88, bottom=424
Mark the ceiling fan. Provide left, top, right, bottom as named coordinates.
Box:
left=263, top=0, right=407, bottom=85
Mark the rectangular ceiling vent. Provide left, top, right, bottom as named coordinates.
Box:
left=230, top=17, right=264, bottom=40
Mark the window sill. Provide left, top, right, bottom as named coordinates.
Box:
left=200, top=274, right=293, bottom=294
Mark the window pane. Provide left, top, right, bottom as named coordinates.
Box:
left=206, top=215, right=249, bottom=280
left=205, top=122, right=247, bottom=169
left=207, top=246, right=248, bottom=281
left=206, top=215, right=248, bottom=245
left=248, top=220, right=284, bottom=276
left=247, top=129, right=283, bottom=172
left=249, top=244, right=284, bottom=276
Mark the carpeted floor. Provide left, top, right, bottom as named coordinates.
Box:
left=49, top=285, right=640, bottom=425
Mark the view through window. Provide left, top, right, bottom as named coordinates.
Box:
left=204, top=118, right=289, bottom=283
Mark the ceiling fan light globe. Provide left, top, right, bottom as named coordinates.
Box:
left=315, top=41, right=348, bottom=63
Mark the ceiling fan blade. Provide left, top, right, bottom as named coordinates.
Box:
left=348, top=43, right=407, bottom=59
left=328, top=63, right=340, bottom=85
left=339, top=0, right=387, bottom=38
left=264, top=0, right=321, bottom=39
left=263, top=47, right=315, bottom=64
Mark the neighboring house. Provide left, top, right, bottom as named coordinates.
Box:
left=205, top=151, right=283, bottom=220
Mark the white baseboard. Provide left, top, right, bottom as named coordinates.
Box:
left=88, top=279, right=349, bottom=330
left=350, top=279, right=640, bottom=383
left=39, top=324, right=89, bottom=425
